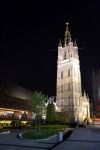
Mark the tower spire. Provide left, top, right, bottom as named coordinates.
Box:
left=65, top=22, right=69, bottom=32
left=73, top=39, right=77, bottom=47
left=64, top=22, right=72, bottom=44
left=58, top=39, right=62, bottom=47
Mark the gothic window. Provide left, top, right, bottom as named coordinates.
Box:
left=75, top=96, right=77, bottom=105
left=70, top=82, right=72, bottom=90
left=74, top=50, right=76, bottom=57
left=68, top=96, right=70, bottom=99
left=64, top=52, right=66, bottom=59
left=68, top=82, right=70, bottom=91
left=68, top=69, right=70, bottom=77
left=79, top=98, right=81, bottom=105
left=70, top=67, right=73, bottom=76
left=61, top=71, right=63, bottom=78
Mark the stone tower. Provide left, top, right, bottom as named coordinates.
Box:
left=56, top=23, right=89, bottom=122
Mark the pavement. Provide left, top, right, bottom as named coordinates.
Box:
left=0, top=129, right=70, bottom=150
left=0, top=125, right=100, bottom=150
left=52, top=125, right=100, bottom=150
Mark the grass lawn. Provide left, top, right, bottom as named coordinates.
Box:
left=22, top=125, right=68, bottom=139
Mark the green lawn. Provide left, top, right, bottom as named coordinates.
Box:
left=22, top=125, right=68, bottom=139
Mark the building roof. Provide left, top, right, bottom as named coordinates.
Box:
left=0, top=80, right=32, bottom=100
left=0, top=91, right=31, bottom=111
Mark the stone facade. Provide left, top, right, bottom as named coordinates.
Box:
left=56, top=23, right=90, bottom=122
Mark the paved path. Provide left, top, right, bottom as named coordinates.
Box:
left=52, top=126, right=100, bottom=150
left=0, top=130, right=59, bottom=150
left=1, top=126, right=100, bottom=150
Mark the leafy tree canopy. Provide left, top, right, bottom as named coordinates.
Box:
left=30, top=91, right=48, bottom=118
left=46, top=102, right=56, bottom=121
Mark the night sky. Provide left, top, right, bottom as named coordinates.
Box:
left=0, top=0, right=100, bottom=97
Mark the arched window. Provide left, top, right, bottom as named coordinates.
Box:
left=68, top=69, right=70, bottom=77
left=61, top=71, right=63, bottom=78
left=64, top=53, right=66, bottom=59
left=61, top=85, right=63, bottom=92
left=68, top=82, right=70, bottom=91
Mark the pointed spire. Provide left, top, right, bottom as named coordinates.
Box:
left=58, top=39, right=62, bottom=47
left=63, top=38, right=66, bottom=47
left=86, top=94, right=89, bottom=99
left=83, top=90, right=86, bottom=98
left=65, top=22, right=69, bottom=32
left=64, top=22, right=72, bottom=44
left=73, top=39, right=77, bottom=47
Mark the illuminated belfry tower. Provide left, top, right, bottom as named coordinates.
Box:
left=56, top=23, right=83, bottom=121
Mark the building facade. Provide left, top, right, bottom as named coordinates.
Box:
left=0, top=80, right=33, bottom=122
left=56, top=23, right=90, bottom=122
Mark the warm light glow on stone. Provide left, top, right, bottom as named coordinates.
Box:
left=56, top=24, right=90, bottom=122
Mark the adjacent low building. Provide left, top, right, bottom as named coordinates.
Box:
left=0, top=80, right=33, bottom=124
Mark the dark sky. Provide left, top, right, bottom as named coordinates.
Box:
left=0, top=0, right=100, bottom=97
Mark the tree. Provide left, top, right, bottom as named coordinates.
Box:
left=30, top=91, right=47, bottom=120
left=46, top=102, right=56, bottom=122
left=55, top=112, right=68, bottom=124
